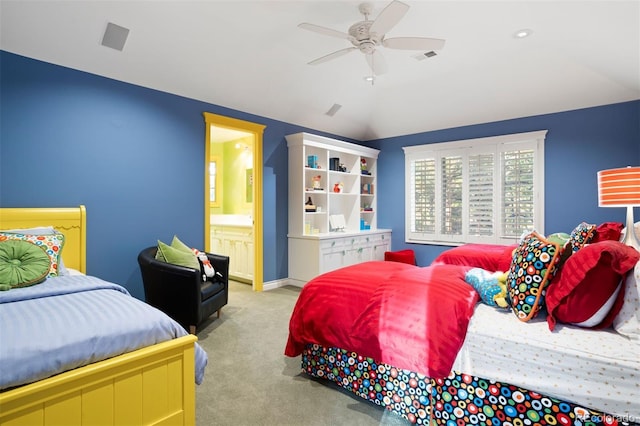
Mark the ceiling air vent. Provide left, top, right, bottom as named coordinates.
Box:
left=325, top=104, right=342, bottom=117
left=101, top=22, right=130, bottom=51
left=413, top=51, right=437, bottom=61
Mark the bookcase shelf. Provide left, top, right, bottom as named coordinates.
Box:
left=286, top=132, right=391, bottom=285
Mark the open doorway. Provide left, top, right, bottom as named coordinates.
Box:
left=203, top=112, right=265, bottom=291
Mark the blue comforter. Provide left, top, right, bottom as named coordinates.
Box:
left=0, top=275, right=208, bottom=390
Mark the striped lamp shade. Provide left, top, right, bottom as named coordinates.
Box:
left=597, top=166, right=640, bottom=207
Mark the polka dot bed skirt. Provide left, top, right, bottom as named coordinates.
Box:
left=301, top=344, right=638, bottom=426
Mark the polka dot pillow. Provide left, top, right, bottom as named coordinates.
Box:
left=0, top=232, right=65, bottom=277
left=507, top=231, right=562, bottom=322
left=568, top=222, right=596, bottom=253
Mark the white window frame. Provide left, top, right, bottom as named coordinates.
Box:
left=403, top=130, right=547, bottom=246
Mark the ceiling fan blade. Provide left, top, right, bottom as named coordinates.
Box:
left=369, top=0, right=409, bottom=36
left=298, top=23, right=351, bottom=40
left=365, top=50, right=388, bottom=75
left=308, top=47, right=357, bottom=65
left=383, top=37, right=446, bottom=51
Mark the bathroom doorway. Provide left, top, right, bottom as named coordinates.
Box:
left=203, top=112, right=265, bottom=291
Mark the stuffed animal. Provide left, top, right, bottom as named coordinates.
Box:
left=465, top=268, right=509, bottom=308
left=494, top=272, right=509, bottom=308
left=192, top=248, right=215, bottom=281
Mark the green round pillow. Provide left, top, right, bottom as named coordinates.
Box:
left=0, top=239, right=51, bottom=290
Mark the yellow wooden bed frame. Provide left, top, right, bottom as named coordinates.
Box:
left=0, top=206, right=197, bottom=426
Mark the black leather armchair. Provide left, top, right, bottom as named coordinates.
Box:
left=137, top=246, right=230, bottom=334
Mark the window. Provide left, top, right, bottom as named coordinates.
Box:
left=404, top=131, right=546, bottom=245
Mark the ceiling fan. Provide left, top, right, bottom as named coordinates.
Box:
left=299, top=0, right=445, bottom=76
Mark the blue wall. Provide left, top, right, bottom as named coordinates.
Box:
left=369, top=101, right=640, bottom=266
left=2, top=50, right=639, bottom=295
left=0, top=51, right=354, bottom=298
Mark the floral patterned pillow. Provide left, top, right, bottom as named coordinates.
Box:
left=507, top=231, right=562, bottom=322
left=0, top=232, right=65, bottom=277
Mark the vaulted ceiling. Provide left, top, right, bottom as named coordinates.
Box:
left=1, top=1, right=639, bottom=141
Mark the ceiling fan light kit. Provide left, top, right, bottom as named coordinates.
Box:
left=299, top=0, right=446, bottom=77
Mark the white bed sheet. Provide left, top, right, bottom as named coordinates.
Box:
left=453, top=304, right=640, bottom=419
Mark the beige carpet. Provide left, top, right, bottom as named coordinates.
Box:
left=194, top=280, right=410, bottom=426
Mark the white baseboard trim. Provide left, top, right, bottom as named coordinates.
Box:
left=262, top=278, right=305, bottom=291
left=287, top=278, right=305, bottom=288
left=262, top=278, right=289, bottom=291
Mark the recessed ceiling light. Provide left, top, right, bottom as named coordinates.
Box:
left=514, top=29, right=533, bottom=39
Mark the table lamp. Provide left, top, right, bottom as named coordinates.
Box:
left=597, top=166, right=640, bottom=250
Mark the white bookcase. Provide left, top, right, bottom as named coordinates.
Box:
left=286, top=132, right=391, bottom=286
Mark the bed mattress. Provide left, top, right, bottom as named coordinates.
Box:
left=0, top=274, right=208, bottom=390
left=453, top=304, right=640, bottom=419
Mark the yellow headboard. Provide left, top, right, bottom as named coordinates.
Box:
left=0, top=206, right=87, bottom=274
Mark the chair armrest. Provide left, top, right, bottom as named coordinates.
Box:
left=206, top=252, right=230, bottom=283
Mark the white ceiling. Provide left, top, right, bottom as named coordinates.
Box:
left=1, top=0, right=639, bottom=141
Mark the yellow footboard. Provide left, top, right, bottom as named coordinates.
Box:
left=0, top=335, right=197, bottom=426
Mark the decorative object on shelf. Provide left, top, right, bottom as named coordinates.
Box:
left=330, top=157, right=339, bottom=171
left=305, top=196, right=317, bottom=212
left=330, top=214, right=346, bottom=232
left=305, top=221, right=319, bottom=234
left=333, top=182, right=344, bottom=193
left=338, top=163, right=347, bottom=172
left=361, top=158, right=370, bottom=175
left=361, top=183, right=374, bottom=194
left=307, top=155, right=318, bottom=169
left=597, top=166, right=640, bottom=250
left=312, top=175, right=322, bottom=190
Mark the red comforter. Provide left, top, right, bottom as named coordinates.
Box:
left=285, top=261, right=479, bottom=378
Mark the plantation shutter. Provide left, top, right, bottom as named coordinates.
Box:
left=404, top=130, right=545, bottom=245
left=468, top=152, right=495, bottom=236
left=410, top=158, right=436, bottom=233
left=501, top=149, right=535, bottom=238
left=440, top=155, right=463, bottom=236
